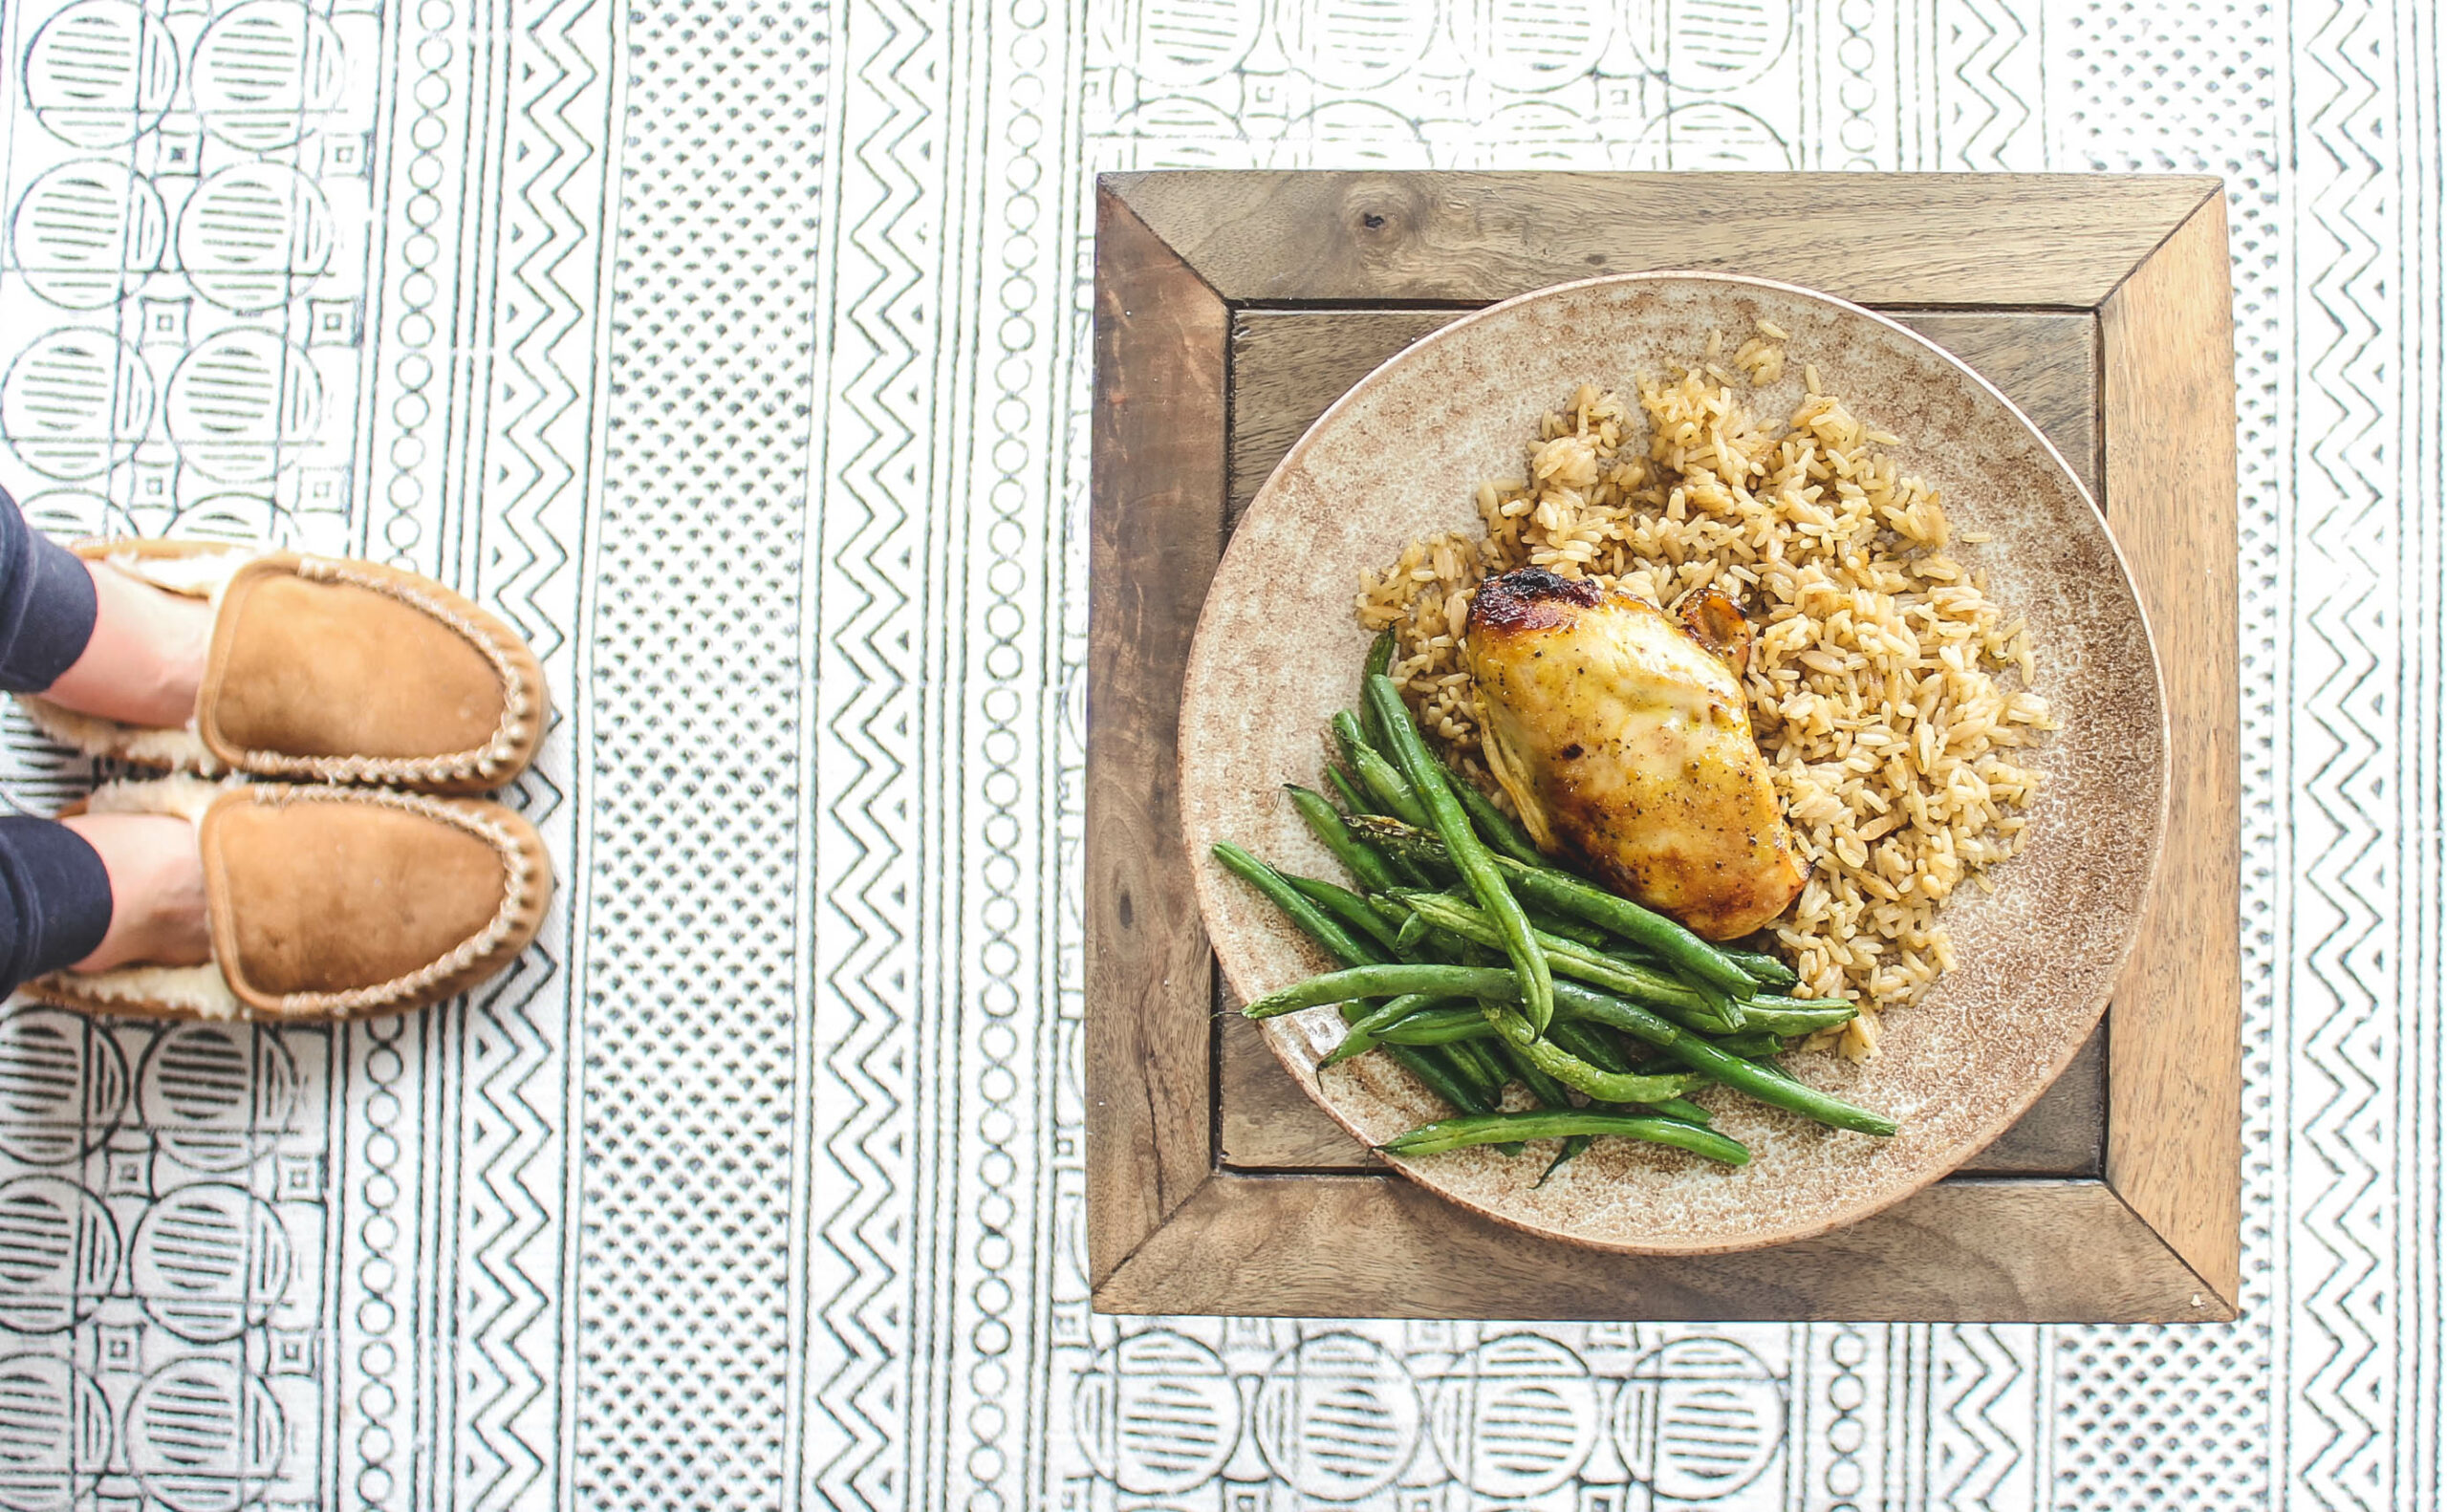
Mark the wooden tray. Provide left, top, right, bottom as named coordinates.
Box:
left=1086, top=172, right=2239, bottom=1322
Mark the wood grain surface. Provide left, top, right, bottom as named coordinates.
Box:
left=1895, top=312, right=2102, bottom=493
left=1229, top=308, right=2101, bottom=516
left=1095, top=1172, right=2231, bottom=1323
left=1084, top=186, right=1231, bottom=1287
left=1086, top=171, right=2238, bottom=1318
left=2098, top=196, right=2244, bottom=1306
left=1228, top=310, right=1455, bottom=518
left=1113, top=172, right=2222, bottom=309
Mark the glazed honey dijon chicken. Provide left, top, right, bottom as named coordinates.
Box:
left=1463, top=567, right=1809, bottom=941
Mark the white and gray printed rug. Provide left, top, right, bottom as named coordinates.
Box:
left=0, top=1, right=2420, bottom=1507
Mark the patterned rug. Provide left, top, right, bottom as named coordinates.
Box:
left=0, top=1, right=2420, bottom=1507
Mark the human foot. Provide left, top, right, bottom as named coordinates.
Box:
left=60, top=811, right=210, bottom=971
left=21, top=546, right=546, bottom=794
left=42, top=561, right=211, bottom=729
left=33, top=780, right=550, bottom=1021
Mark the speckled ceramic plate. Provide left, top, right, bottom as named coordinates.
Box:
left=1179, top=271, right=2168, bottom=1255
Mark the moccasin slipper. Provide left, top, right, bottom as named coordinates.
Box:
left=18, top=539, right=547, bottom=794
left=27, top=776, right=551, bottom=1022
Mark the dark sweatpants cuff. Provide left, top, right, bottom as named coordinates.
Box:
left=0, top=817, right=113, bottom=991
left=0, top=527, right=96, bottom=694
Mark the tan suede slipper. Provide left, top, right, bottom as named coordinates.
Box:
left=18, top=540, right=547, bottom=794
left=25, top=776, right=551, bottom=1022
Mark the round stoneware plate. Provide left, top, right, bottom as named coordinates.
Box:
left=1179, top=271, right=2169, bottom=1255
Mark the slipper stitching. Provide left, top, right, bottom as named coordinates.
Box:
left=241, top=784, right=541, bottom=1018
left=206, top=557, right=538, bottom=788
left=25, top=778, right=540, bottom=1023
left=10, top=544, right=540, bottom=788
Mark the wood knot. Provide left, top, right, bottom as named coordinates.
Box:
left=1346, top=189, right=1412, bottom=244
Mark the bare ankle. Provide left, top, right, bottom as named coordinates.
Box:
left=62, top=813, right=210, bottom=971
left=39, top=563, right=210, bottom=730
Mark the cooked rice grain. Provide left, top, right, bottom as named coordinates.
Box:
left=1355, top=333, right=2053, bottom=1057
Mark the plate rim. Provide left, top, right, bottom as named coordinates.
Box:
left=1179, top=268, right=2174, bottom=1255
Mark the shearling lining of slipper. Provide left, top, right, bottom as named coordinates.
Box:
left=14, top=546, right=253, bottom=775
left=26, top=775, right=245, bottom=1021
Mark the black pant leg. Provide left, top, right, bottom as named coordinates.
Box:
left=0, top=484, right=97, bottom=694
left=0, top=817, right=112, bottom=994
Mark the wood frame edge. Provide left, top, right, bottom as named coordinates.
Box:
left=1085, top=172, right=2243, bottom=1319
left=1091, top=1171, right=2233, bottom=1322
left=1104, top=171, right=2225, bottom=307
left=1084, top=185, right=1231, bottom=1287
left=2095, top=190, right=2243, bottom=1308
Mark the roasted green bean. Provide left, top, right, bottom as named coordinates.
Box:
left=1643, top=1096, right=1717, bottom=1126
left=1381, top=1044, right=1492, bottom=1117
left=1363, top=630, right=1396, bottom=682
left=1213, top=836, right=1513, bottom=1134
left=1282, top=873, right=1401, bottom=952
left=1373, top=1010, right=1499, bottom=1047
left=1732, top=999, right=1857, bottom=1036
left=1380, top=1111, right=1750, bottom=1165
left=1284, top=785, right=1401, bottom=895
left=1548, top=980, right=1896, bottom=1136
left=1397, top=890, right=1743, bottom=1033
left=1347, top=813, right=1762, bottom=1003
left=1443, top=1036, right=1510, bottom=1105
left=1483, top=1005, right=1700, bottom=1105
left=1241, top=963, right=1516, bottom=1019
left=1493, top=1033, right=1575, bottom=1111
left=1442, top=755, right=1546, bottom=866
left=1211, top=843, right=1381, bottom=969
left=1325, top=765, right=1374, bottom=819
left=1271, top=963, right=1895, bottom=1135
left=1525, top=908, right=1610, bottom=949
left=1547, top=1018, right=1635, bottom=1073
left=1536, top=1137, right=1592, bottom=1185
left=1359, top=631, right=1399, bottom=752
left=1322, top=995, right=1464, bottom=1064
left=1536, top=1020, right=1716, bottom=1180
left=1368, top=675, right=1555, bottom=1033
left=1333, top=711, right=1429, bottom=828
left=1721, top=947, right=1801, bottom=989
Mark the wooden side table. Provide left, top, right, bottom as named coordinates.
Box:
left=1087, top=172, right=2239, bottom=1322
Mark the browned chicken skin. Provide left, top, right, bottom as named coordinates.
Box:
left=1464, top=568, right=1808, bottom=940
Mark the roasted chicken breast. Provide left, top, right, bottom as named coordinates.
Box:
left=1464, top=568, right=1808, bottom=940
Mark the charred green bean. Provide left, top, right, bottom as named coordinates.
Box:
left=1368, top=675, right=1555, bottom=1033
left=1333, top=711, right=1429, bottom=828
left=1283, top=873, right=1401, bottom=952
left=1285, top=785, right=1401, bottom=895
left=1346, top=814, right=1761, bottom=1002
left=1442, top=755, right=1546, bottom=866
left=1240, top=964, right=1517, bottom=1020
left=1380, top=1112, right=1749, bottom=1165
left=1211, top=842, right=1380, bottom=969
